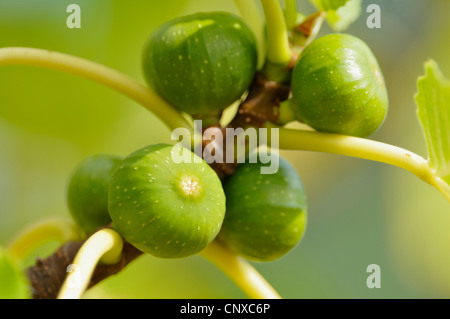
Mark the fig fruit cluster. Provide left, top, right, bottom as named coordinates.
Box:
left=66, top=11, right=390, bottom=262
left=67, top=145, right=307, bottom=261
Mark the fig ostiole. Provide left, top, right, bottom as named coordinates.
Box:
left=108, top=144, right=226, bottom=259
left=291, top=33, right=389, bottom=138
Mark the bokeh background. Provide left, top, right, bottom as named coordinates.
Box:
left=0, top=0, right=449, bottom=298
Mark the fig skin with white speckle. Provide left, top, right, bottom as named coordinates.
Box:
left=142, top=12, right=257, bottom=116
left=108, top=144, right=226, bottom=259
left=67, top=154, right=123, bottom=235
left=291, top=33, right=389, bottom=138
left=220, top=155, right=307, bottom=262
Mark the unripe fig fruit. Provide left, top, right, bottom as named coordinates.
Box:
left=143, top=12, right=257, bottom=116
left=291, top=33, right=389, bottom=137
left=108, top=144, right=226, bottom=259
left=220, top=155, right=307, bottom=262
left=67, top=154, right=123, bottom=234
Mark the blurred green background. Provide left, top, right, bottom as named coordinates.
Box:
left=0, top=0, right=449, bottom=298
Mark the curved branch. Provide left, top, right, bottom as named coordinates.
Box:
left=57, top=229, right=123, bottom=299
left=275, top=127, right=450, bottom=201
left=7, top=218, right=82, bottom=262
left=0, top=47, right=193, bottom=134
left=199, top=240, right=281, bottom=299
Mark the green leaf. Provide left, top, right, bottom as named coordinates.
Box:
left=415, top=60, right=450, bottom=184
left=0, top=247, right=29, bottom=299
left=309, top=0, right=362, bottom=31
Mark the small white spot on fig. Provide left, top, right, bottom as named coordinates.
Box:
left=124, top=188, right=128, bottom=192
left=119, top=216, right=122, bottom=220
left=140, top=191, right=145, bottom=194
left=128, top=221, right=131, bottom=224
left=118, top=203, right=122, bottom=207
left=195, top=38, right=199, bottom=43
left=176, top=240, right=179, bottom=244
left=132, top=187, right=137, bottom=190
left=198, top=226, right=200, bottom=231
left=154, top=164, right=158, bottom=168
left=182, top=243, right=185, bottom=247
left=264, top=230, right=269, bottom=234
left=200, top=69, right=204, bottom=74
left=217, top=63, right=221, bottom=67
left=180, top=205, right=184, bottom=209
left=294, top=228, right=298, bottom=232
left=139, top=211, right=144, bottom=214
left=178, top=55, right=183, bottom=60
left=280, top=212, right=286, bottom=217
left=116, top=186, right=120, bottom=190
left=244, top=195, right=249, bottom=200
left=127, top=196, right=131, bottom=199
left=155, top=200, right=159, bottom=203
left=166, top=240, right=171, bottom=245
left=245, top=226, right=249, bottom=230
left=133, top=167, right=138, bottom=170
left=154, top=246, right=159, bottom=250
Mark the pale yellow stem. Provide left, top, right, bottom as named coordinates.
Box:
left=7, top=218, right=82, bottom=262
left=199, top=240, right=281, bottom=299
left=284, top=0, right=298, bottom=29
left=0, top=47, right=193, bottom=134
left=275, top=128, right=450, bottom=201
left=57, top=229, right=123, bottom=299
left=260, top=0, right=292, bottom=66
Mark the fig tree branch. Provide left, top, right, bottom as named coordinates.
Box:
left=0, top=47, right=193, bottom=134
